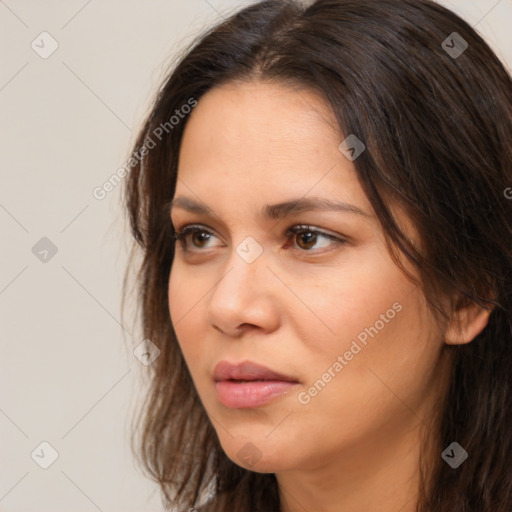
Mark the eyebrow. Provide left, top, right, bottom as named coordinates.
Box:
left=168, top=195, right=373, bottom=220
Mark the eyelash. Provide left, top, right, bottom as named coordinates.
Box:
left=170, top=224, right=346, bottom=254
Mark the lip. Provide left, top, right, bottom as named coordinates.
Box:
left=213, top=360, right=300, bottom=408
left=213, top=360, right=299, bottom=383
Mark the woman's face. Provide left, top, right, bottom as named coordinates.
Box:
left=168, top=80, right=450, bottom=473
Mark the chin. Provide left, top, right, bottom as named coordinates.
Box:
left=216, top=434, right=297, bottom=473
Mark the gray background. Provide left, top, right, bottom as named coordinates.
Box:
left=1, top=1, right=511, bottom=511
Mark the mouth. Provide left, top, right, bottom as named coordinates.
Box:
left=213, top=360, right=300, bottom=383
left=225, top=378, right=280, bottom=382
left=213, top=360, right=300, bottom=408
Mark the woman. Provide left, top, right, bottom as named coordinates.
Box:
left=122, top=0, right=512, bottom=510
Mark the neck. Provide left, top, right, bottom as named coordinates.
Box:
left=276, top=366, right=448, bottom=512
left=278, top=424, right=438, bottom=512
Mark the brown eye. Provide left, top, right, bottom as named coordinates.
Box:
left=295, top=230, right=318, bottom=250
left=172, top=224, right=346, bottom=254
left=190, top=231, right=211, bottom=248
left=172, top=225, right=217, bottom=251
left=287, top=225, right=345, bottom=252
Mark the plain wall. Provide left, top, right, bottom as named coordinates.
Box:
left=1, top=1, right=511, bottom=511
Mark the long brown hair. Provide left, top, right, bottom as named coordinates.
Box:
left=122, top=0, right=512, bottom=510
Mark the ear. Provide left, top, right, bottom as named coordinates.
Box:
left=444, top=295, right=493, bottom=345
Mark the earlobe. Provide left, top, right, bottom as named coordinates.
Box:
left=444, top=298, right=493, bottom=345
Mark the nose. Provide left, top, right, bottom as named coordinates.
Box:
left=206, top=244, right=280, bottom=337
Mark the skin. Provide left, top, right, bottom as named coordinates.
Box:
left=168, top=80, right=491, bottom=512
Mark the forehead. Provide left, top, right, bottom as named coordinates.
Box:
left=175, top=80, right=372, bottom=212
left=179, top=79, right=340, bottom=160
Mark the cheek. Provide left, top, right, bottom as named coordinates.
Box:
left=168, top=263, right=183, bottom=335
left=168, top=262, right=199, bottom=358
left=299, top=286, right=440, bottom=418
left=285, top=254, right=416, bottom=359
left=291, top=259, right=438, bottom=410
left=168, top=260, right=216, bottom=376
